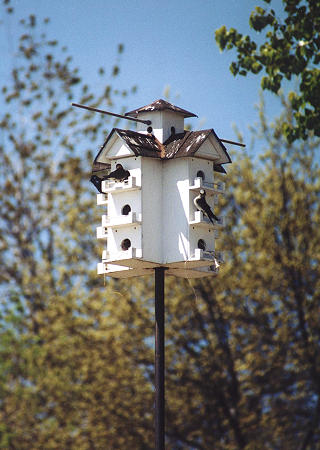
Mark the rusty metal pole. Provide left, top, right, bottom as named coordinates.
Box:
left=155, top=267, right=165, bottom=450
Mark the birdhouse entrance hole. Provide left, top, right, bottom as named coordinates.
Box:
left=197, top=239, right=206, bottom=250
left=121, top=238, right=131, bottom=251
left=121, top=204, right=131, bottom=215
left=197, top=170, right=205, bottom=180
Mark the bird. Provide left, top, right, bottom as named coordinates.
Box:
left=90, top=174, right=103, bottom=193
left=103, top=163, right=130, bottom=182
left=194, top=189, right=219, bottom=225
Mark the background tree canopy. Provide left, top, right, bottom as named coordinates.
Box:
left=215, top=0, right=320, bottom=143
left=1, top=2, right=320, bottom=449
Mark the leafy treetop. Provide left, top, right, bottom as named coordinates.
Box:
left=215, top=0, right=320, bottom=142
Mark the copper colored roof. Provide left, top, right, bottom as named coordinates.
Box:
left=125, top=99, right=197, bottom=118
left=115, top=129, right=161, bottom=157
left=165, top=129, right=212, bottom=158
left=164, top=129, right=231, bottom=163
left=94, top=128, right=231, bottom=166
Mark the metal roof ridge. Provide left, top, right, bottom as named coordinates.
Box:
left=125, top=99, right=197, bottom=118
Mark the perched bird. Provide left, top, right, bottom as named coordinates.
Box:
left=103, top=163, right=130, bottom=182
left=194, top=189, right=219, bottom=225
left=90, top=174, right=103, bottom=193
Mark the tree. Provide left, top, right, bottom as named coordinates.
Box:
left=1, top=2, right=320, bottom=448
left=0, top=5, right=154, bottom=449
left=162, top=98, right=320, bottom=448
left=215, top=0, right=320, bottom=142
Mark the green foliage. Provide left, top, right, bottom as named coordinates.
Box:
left=0, top=4, right=154, bottom=449
left=164, top=99, right=320, bottom=448
left=215, top=0, right=320, bottom=142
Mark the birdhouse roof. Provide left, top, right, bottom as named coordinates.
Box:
left=165, top=129, right=228, bottom=160
left=94, top=128, right=231, bottom=166
left=125, top=99, right=197, bottom=118
left=115, top=129, right=161, bottom=157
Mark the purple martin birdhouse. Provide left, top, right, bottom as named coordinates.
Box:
left=91, top=99, right=231, bottom=278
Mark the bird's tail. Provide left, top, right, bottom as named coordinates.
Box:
left=209, top=213, right=219, bottom=224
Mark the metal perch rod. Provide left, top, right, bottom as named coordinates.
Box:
left=72, top=103, right=245, bottom=147
left=71, top=102, right=152, bottom=125
left=219, top=138, right=245, bottom=147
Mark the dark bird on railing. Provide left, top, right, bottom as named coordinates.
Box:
left=90, top=174, right=103, bottom=193
left=103, top=163, right=130, bottom=182
left=194, top=189, right=219, bottom=225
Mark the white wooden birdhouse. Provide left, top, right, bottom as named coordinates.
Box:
left=91, top=99, right=231, bottom=278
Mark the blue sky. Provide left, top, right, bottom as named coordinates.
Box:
left=1, top=0, right=285, bottom=152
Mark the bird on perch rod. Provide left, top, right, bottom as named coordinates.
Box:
left=194, top=189, right=219, bottom=224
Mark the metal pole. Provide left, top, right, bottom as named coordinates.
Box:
left=155, top=267, right=165, bottom=450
